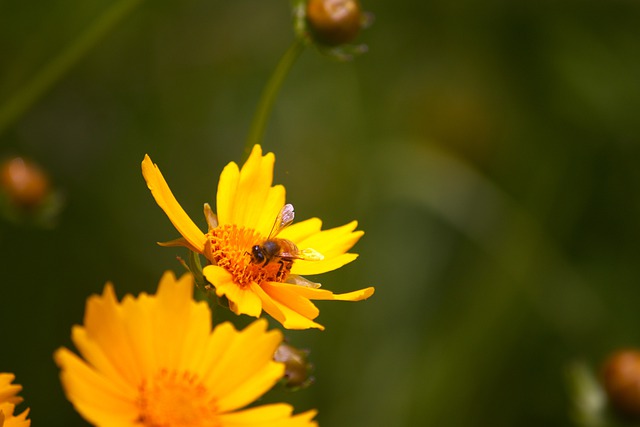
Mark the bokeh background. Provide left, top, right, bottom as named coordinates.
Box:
left=2, top=0, right=640, bottom=425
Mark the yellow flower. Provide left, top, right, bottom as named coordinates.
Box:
left=54, top=271, right=317, bottom=427
left=0, top=373, right=30, bottom=427
left=142, top=145, right=374, bottom=330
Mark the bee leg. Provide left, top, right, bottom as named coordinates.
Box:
left=276, top=259, right=293, bottom=280
left=277, top=260, right=285, bottom=276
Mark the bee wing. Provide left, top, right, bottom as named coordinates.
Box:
left=286, top=274, right=322, bottom=289
left=269, top=203, right=295, bottom=238
left=299, top=247, right=324, bottom=261
left=279, top=203, right=295, bottom=227
left=280, top=245, right=324, bottom=261
left=277, top=239, right=300, bottom=259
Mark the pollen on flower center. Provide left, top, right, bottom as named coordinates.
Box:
left=205, top=224, right=292, bottom=288
left=137, top=369, right=219, bottom=427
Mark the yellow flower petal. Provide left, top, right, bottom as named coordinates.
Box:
left=216, top=363, right=285, bottom=413
left=80, top=283, right=145, bottom=386
left=54, top=348, right=139, bottom=425
left=0, top=404, right=30, bottom=427
left=296, top=220, right=363, bottom=258
left=0, top=374, right=21, bottom=405
left=69, top=327, right=138, bottom=396
left=0, top=374, right=30, bottom=427
left=202, top=320, right=283, bottom=411
left=261, top=282, right=320, bottom=320
left=203, top=319, right=284, bottom=412
left=252, top=283, right=325, bottom=330
left=216, top=161, right=240, bottom=228
left=218, top=405, right=318, bottom=427
left=194, top=322, right=237, bottom=381
left=150, top=271, right=212, bottom=371
left=256, top=184, right=286, bottom=237
left=282, top=220, right=363, bottom=275
left=249, top=282, right=286, bottom=323
left=276, top=217, right=322, bottom=242
left=203, top=265, right=263, bottom=317
left=141, top=155, right=206, bottom=254
left=273, top=282, right=375, bottom=301
left=291, top=253, right=360, bottom=276
left=216, top=145, right=285, bottom=236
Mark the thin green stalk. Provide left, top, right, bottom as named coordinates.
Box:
left=243, top=37, right=305, bottom=159
left=0, top=0, right=144, bottom=136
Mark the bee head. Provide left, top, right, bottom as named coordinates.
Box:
left=251, top=245, right=265, bottom=264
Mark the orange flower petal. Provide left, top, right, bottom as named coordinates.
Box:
left=269, top=282, right=375, bottom=301
left=248, top=282, right=286, bottom=323
left=203, top=265, right=263, bottom=317
left=252, top=283, right=325, bottom=330
left=261, top=282, right=320, bottom=320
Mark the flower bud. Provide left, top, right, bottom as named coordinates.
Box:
left=306, top=0, right=363, bottom=47
left=602, top=349, right=640, bottom=419
left=274, top=342, right=314, bottom=390
left=0, top=157, right=50, bottom=209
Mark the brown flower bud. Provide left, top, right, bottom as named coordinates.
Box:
left=0, top=157, right=50, bottom=209
left=602, top=349, right=640, bottom=419
left=274, top=342, right=314, bottom=389
left=306, top=0, right=363, bottom=47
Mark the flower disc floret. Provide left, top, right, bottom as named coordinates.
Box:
left=205, top=225, right=290, bottom=288
left=137, top=369, right=218, bottom=427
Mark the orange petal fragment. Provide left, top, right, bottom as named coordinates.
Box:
left=269, top=282, right=375, bottom=301
left=251, top=283, right=325, bottom=330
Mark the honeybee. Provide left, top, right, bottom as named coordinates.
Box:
left=250, top=204, right=324, bottom=268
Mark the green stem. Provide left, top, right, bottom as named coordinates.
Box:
left=243, top=37, right=305, bottom=159
left=0, top=0, right=144, bottom=136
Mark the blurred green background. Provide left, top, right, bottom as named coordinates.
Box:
left=2, top=0, right=640, bottom=425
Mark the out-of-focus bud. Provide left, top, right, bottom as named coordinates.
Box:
left=0, top=156, right=64, bottom=227
left=274, top=342, right=314, bottom=390
left=306, top=0, right=364, bottom=47
left=602, top=349, right=640, bottom=419
left=0, top=157, right=50, bottom=209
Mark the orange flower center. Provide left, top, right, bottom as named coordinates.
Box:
left=205, top=224, right=292, bottom=288
left=137, top=369, right=219, bottom=427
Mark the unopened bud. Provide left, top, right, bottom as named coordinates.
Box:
left=306, top=0, right=363, bottom=47
left=0, top=157, right=50, bottom=209
left=274, top=342, right=314, bottom=390
left=602, top=349, right=640, bottom=419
